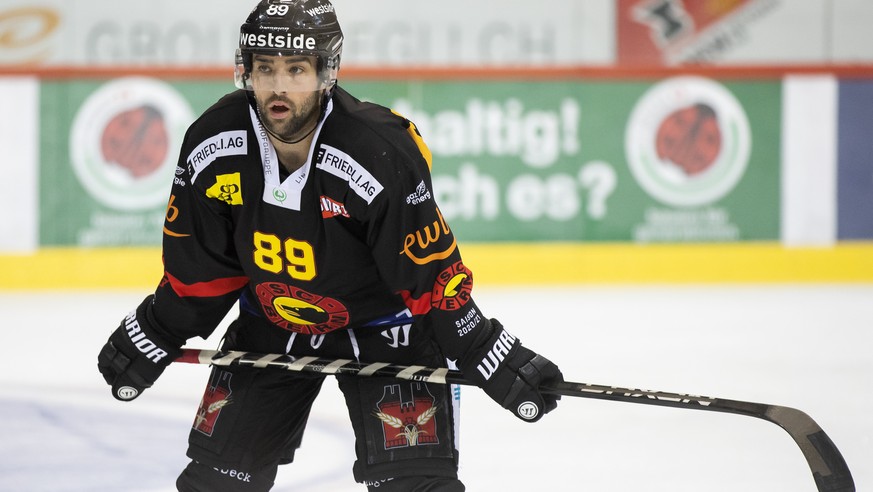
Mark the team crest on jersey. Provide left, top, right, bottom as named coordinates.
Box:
left=255, top=281, right=350, bottom=334
left=206, top=173, right=244, bottom=205
left=431, top=261, right=473, bottom=311
left=372, top=383, right=440, bottom=449
left=193, top=369, right=233, bottom=436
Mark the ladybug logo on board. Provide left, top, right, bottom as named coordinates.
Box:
left=625, top=76, right=751, bottom=208
left=70, top=77, right=193, bottom=211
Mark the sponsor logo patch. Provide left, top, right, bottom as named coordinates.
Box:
left=320, top=195, right=349, bottom=219
left=186, top=130, right=247, bottom=183
left=173, top=166, right=188, bottom=187
left=400, top=208, right=457, bottom=265
left=206, top=173, right=244, bottom=205
left=406, top=180, right=432, bottom=205
left=315, top=144, right=383, bottom=204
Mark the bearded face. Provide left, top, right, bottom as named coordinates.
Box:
left=250, top=54, right=325, bottom=142
left=255, top=90, right=322, bottom=141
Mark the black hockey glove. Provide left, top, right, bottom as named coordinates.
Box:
left=461, top=319, right=562, bottom=422
left=97, top=296, right=182, bottom=402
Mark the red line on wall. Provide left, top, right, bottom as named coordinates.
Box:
left=2, top=64, right=873, bottom=81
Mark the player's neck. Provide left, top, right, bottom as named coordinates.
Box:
left=271, top=134, right=314, bottom=174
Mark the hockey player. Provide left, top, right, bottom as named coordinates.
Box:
left=97, top=1, right=562, bottom=490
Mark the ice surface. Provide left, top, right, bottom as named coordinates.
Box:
left=0, top=285, right=870, bottom=491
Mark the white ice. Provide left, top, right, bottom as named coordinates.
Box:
left=0, top=285, right=870, bottom=491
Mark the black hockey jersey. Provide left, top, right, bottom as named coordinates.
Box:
left=149, top=86, right=486, bottom=361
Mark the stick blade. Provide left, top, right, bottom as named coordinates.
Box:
left=808, top=430, right=855, bottom=492
left=763, top=406, right=855, bottom=492
left=764, top=405, right=855, bottom=492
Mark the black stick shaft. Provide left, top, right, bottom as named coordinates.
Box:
left=176, top=348, right=854, bottom=492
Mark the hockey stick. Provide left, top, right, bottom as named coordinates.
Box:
left=177, top=348, right=854, bottom=492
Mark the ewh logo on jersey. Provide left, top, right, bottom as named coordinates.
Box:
left=70, top=77, right=193, bottom=210
left=625, top=76, right=751, bottom=207
left=372, top=383, right=440, bottom=449
left=400, top=208, right=457, bottom=266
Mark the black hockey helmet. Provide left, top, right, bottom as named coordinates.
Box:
left=234, top=0, right=343, bottom=92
